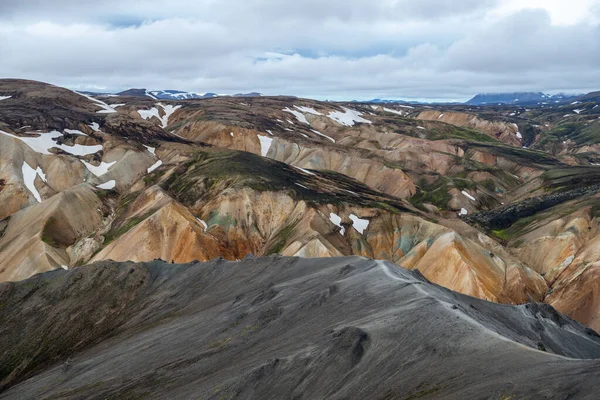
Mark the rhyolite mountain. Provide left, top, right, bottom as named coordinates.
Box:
left=466, top=92, right=579, bottom=105
left=1, top=78, right=600, bottom=397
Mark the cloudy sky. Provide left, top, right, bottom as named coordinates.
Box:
left=1, top=0, right=599, bottom=101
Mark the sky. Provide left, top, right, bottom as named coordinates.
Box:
left=0, top=0, right=599, bottom=101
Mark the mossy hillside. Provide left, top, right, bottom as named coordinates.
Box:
left=543, top=166, right=600, bottom=190
left=464, top=142, right=561, bottom=168
left=409, top=171, right=499, bottom=211
left=160, top=149, right=411, bottom=213
left=426, top=124, right=501, bottom=143
left=540, top=120, right=600, bottom=147
left=467, top=185, right=600, bottom=234
left=266, top=222, right=298, bottom=255
left=497, top=196, right=600, bottom=243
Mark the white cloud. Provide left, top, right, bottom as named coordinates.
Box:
left=0, top=0, right=598, bottom=100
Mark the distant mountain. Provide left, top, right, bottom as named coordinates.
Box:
left=116, top=88, right=262, bottom=100
left=234, top=92, right=262, bottom=97
left=368, top=98, right=422, bottom=105
left=116, top=88, right=158, bottom=98
left=576, top=91, right=600, bottom=103
left=466, top=92, right=579, bottom=105
left=147, top=90, right=217, bottom=100
left=467, top=92, right=546, bottom=105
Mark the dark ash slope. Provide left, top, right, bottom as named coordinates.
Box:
left=1, top=257, right=600, bottom=399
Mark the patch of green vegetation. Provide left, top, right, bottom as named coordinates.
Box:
left=427, top=124, right=501, bottom=143
left=143, top=173, right=160, bottom=186
left=410, top=181, right=452, bottom=210
left=453, top=178, right=477, bottom=191
left=103, top=212, right=153, bottom=244
left=410, top=174, right=479, bottom=210
left=207, top=211, right=237, bottom=229
left=95, top=188, right=110, bottom=201
left=167, top=120, right=186, bottom=131
left=541, top=121, right=600, bottom=146
left=492, top=229, right=508, bottom=241
left=482, top=179, right=496, bottom=192
left=267, top=222, right=298, bottom=255
left=520, top=123, right=538, bottom=145
left=41, top=217, right=62, bottom=247
left=465, top=142, right=560, bottom=167
left=461, top=158, right=497, bottom=173
left=116, top=191, right=141, bottom=213
left=543, top=167, right=600, bottom=190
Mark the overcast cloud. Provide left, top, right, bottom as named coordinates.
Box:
left=0, top=0, right=599, bottom=100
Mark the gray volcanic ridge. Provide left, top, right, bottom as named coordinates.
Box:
left=1, top=256, right=600, bottom=399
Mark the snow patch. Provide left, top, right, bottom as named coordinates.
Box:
left=64, top=129, right=87, bottom=136
left=295, top=183, right=309, bottom=190
left=516, top=132, right=523, bottom=139
left=196, top=217, right=208, bottom=230
left=328, top=107, right=372, bottom=126
left=459, top=208, right=468, bottom=216
left=143, top=145, right=156, bottom=155
left=158, top=103, right=181, bottom=128
left=294, top=105, right=322, bottom=115
left=81, top=160, right=116, bottom=177
left=1, top=130, right=102, bottom=155
left=266, top=129, right=273, bottom=136
left=383, top=107, right=404, bottom=116
left=74, top=91, right=118, bottom=114
left=461, top=190, right=476, bottom=201
left=257, top=135, right=273, bottom=157
left=573, top=109, right=584, bottom=114
left=283, top=107, right=309, bottom=124
left=349, top=214, right=369, bottom=234
left=96, top=180, right=116, bottom=190
left=329, top=213, right=345, bottom=235
left=230, top=132, right=234, bottom=137
left=438, top=113, right=444, bottom=119
left=310, top=129, right=335, bottom=143
left=147, top=160, right=163, bottom=173
left=295, top=166, right=316, bottom=176
left=88, top=122, right=100, bottom=132
left=21, top=161, right=46, bottom=202
left=0, top=95, right=12, bottom=101
left=417, top=126, right=425, bottom=130
left=138, top=103, right=181, bottom=128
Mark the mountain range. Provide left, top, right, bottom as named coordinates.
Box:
left=1, top=78, right=600, bottom=397
left=466, top=92, right=580, bottom=105
left=116, top=88, right=262, bottom=100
